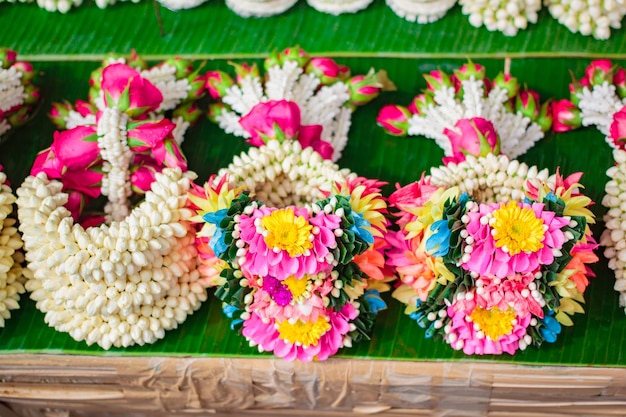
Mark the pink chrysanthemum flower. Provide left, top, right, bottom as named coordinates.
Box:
left=237, top=206, right=340, bottom=281
left=463, top=201, right=569, bottom=278
left=242, top=302, right=358, bottom=362
left=445, top=300, right=533, bottom=355
left=453, top=272, right=545, bottom=319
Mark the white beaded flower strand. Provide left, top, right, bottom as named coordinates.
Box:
left=460, top=0, right=542, bottom=36
left=17, top=168, right=208, bottom=349
left=386, top=0, right=458, bottom=23
left=216, top=139, right=354, bottom=207
left=430, top=153, right=549, bottom=203
left=0, top=171, right=27, bottom=328
left=546, top=0, right=626, bottom=40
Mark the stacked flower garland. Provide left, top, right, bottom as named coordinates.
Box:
left=378, top=62, right=598, bottom=355
left=0, top=48, right=39, bottom=144
left=192, top=46, right=391, bottom=361
left=16, top=56, right=209, bottom=349
left=554, top=59, right=626, bottom=313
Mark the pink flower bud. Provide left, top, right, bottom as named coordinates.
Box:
left=65, top=190, right=87, bottom=222
left=407, top=93, right=434, bottom=114
left=585, top=59, right=613, bottom=86
left=79, top=214, right=106, bottom=228
left=568, top=80, right=584, bottom=106
left=125, top=50, right=148, bottom=71
left=186, top=73, right=206, bottom=101
left=454, top=61, right=486, bottom=82
left=376, top=105, right=411, bottom=136
left=51, top=126, right=100, bottom=171
left=552, top=99, right=582, bottom=132
left=62, top=168, right=104, bottom=199
left=281, top=46, right=310, bottom=67
left=207, top=102, right=230, bottom=124
left=423, top=69, right=453, bottom=92
left=609, top=106, right=626, bottom=149
left=31, top=148, right=63, bottom=178
left=173, top=101, right=203, bottom=124
left=75, top=100, right=97, bottom=117
left=13, top=61, right=36, bottom=83
left=126, top=119, right=176, bottom=153
left=162, top=57, right=194, bottom=78
left=101, top=63, right=163, bottom=118
left=130, top=164, right=160, bottom=193
left=515, top=89, right=540, bottom=120
left=0, top=48, right=17, bottom=69
left=239, top=100, right=301, bottom=145
left=49, top=101, right=73, bottom=130
left=6, top=106, right=30, bottom=127
left=205, top=70, right=235, bottom=99
left=536, top=100, right=553, bottom=132
left=493, top=72, right=520, bottom=99
left=23, top=84, right=39, bottom=105
left=231, top=62, right=260, bottom=83
left=337, top=64, right=351, bottom=81
left=348, top=72, right=382, bottom=106
left=264, top=50, right=283, bottom=71
left=305, top=57, right=343, bottom=86
left=614, top=68, right=626, bottom=99
left=297, top=124, right=332, bottom=159
left=442, top=117, right=500, bottom=164
left=89, top=66, right=103, bottom=89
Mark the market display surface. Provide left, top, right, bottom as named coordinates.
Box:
left=0, top=1, right=622, bottom=369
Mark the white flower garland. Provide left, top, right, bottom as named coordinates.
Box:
left=216, top=59, right=353, bottom=162
left=216, top=140, right=353, bottom=207
left=603, top=148, right=626, bottom=311
left=408, top=78, right=544, bottom=159
left=157, top=0, right=207, bottom=9
left=546, top=0, right=626, bottom=40
left=386, top=0, right=457, bottom=23
left=0, top=65, right=26, bottom=138
left=429, top=153, right=549, bottom=203
left=307, top=0, right=373, bottom=15
left=0, top=171, right=26, bottom=328
left=460, top=0, right=541, bottom=36
left=17, top=168, right=209, bottom=349
left=225, top=0, right=298, bottom=17
left=573, top=80, right=626, bottom=312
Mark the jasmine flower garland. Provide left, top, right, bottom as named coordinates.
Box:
left=0, top=48, right=39, bottom=144
left=224, top=0, right=298, bottom=17
left=0, top=168, right=27, bottom=328
left=16, top=61, right=209, bottom=350
left=189, top=140, right=392, bottom=361
left=386, top=0, right=458, bottom=23
left=557, top=60, right=626, bottom=313
left=379, top=61, right=598, bottom=355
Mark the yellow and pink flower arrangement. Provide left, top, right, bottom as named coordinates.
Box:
left=378, top=62, right=598, bottom=355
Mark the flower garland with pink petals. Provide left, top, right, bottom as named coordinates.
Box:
left=0, top=48, right=39, bottom=144
left=16, top=59, right=209, bottom=350
left=379, top=62, right=597, bottom=355
left=556, top=59, right=626, bottom=313
left=207, top=46, right=390, bottom=162
left=189, top=139, right=391, bottom=361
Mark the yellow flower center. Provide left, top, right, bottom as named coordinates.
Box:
left=262, top=209, right=313, bottom=257
left=277, top=316, right=331, bottom=347
left=469, top=306, right=517, bottom=341
left=492, top=201, right=545, bottom=255
left=283, top=275, right=309, bottom=299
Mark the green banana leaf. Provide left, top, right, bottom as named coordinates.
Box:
left=0, top=0, right=624, bottom=365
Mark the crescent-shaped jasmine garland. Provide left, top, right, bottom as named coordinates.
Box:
left=16, top=59, right=210, bottom=350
